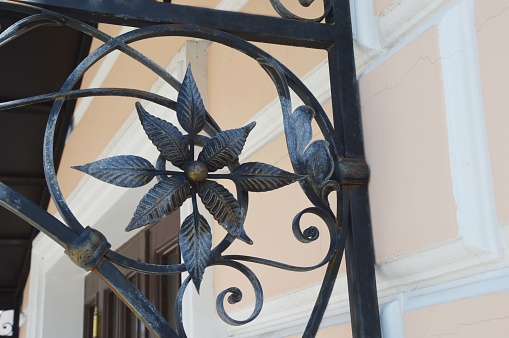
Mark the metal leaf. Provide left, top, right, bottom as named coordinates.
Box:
left=285, top=105, right=314, bottom=173
left=302, top=140, right=334, bottom=187
left=299, top=140, right=334, bottom=207
left=231, top=162, right=303, bottom=192
left=197, top=181, right=252, bottom=244
left=198, top=122, right=256, bottom=172
left=72, top=155, right=156, bottom=188
left=126, top=176, right=191, bottom=231
left=176, top=65, right=206, bottom=135
left=136, top=102, right=190, bottom=169
left=179, top=213, right=212, bottom=293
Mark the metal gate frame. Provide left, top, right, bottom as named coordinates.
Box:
left=0, top=1, right=381, bottom=337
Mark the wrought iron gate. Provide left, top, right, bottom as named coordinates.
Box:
left=0, top=0, right=381, bottom=337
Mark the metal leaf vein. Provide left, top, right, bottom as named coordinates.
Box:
left=126, top=176, right=190, bottom=231
left=198, top=122, right=256, bottom=172
left=197, top=181, right=251, bottom=244
left=176, top=65, right=206, bottom=135
left=72, top=155, right=156, bottom=188
left=231, top=162, right=303, bottom=192
left=136, top=102, right=189, bottom=169
left=179, top=213, right=212, bottom=292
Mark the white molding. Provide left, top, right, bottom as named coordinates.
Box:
left=404, top=266, right=509, bottom=311
left=439, top=0, right=502, bottom=255
left=216, top=0, right=249, bottom=12
left=380, top=297, right=405, bottom=338
left=357, top=0, right=460, bottom=76
left=226, top=277, right=350, bottom=337
left=226, top=252, right=509, bottom=337
left=350, top=0, right=383, bottom=51
left=379, top=0, right=458, bottom=48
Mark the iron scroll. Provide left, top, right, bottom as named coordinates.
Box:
left=0, top=1, right=379, bottom=337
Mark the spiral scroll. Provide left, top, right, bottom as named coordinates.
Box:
left=269, top=0, right=332, bottom=22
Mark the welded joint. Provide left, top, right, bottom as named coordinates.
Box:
left=64, top=227, right=111, bottom=271
left=336, top=157, right=370, bottom=185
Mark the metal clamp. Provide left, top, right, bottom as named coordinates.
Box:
left=65, top=227, right=111, bottom=271
left=336, top=157, right=370, bottom=186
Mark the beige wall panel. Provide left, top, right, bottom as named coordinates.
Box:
left=375, top=0, right=395, bottom=15
left=288, top=323, right=352, bottom=338
left=79, top=24, right=124, bottom=90
left=171, top=0, right=221, bottom=8
left=206, top=6, right=326, bottom=131
left=404, top=290, right=509, bottom=337
left=475, top=0, right=509, bottom=225
left=358, top=26, right=457, bottom=261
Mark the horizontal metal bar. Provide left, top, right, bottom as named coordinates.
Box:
left=0, top=182, right=77, bottom=247
left=11, top=0, right=341, bottom=48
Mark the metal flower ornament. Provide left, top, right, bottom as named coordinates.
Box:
left=73, top=66, right=303, bottom=291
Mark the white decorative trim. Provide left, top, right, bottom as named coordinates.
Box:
left=27, top=233, right=85, bottom=338
left=216, top=0, right=249, bottom=12
left=226, top=277, right=350, bottom=337
left=358, top=0, right=460, bottom=76
left=380, top=297, right=405, bottom=338
left=350, top=0, right=383, bottom=51
left=439, top=0, right=502, bottom=255
left=405, top=266, right=509, bottom=311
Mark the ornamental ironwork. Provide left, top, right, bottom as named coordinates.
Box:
left=0, top=0, right=381, bottom=337
left=0, top=311, right=13, bottom=337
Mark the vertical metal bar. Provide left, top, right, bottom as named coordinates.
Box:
left=12, top=299, right=20, bottom=338
left=327, top=0, right=382, bottom=337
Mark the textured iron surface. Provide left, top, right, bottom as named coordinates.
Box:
left=64, top=227, right=111, bottom=271
left=0, top=0, right=381, bottom=337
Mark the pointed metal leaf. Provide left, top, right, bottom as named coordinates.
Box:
left=72, top=155, right=156, bottom=188
left=197, top=181, right=252, bottom=244
left=299, top=0, right=314, bottom=6
left=136, top=102, right=190, bottom=169
left=231, top=162, right=303, bottom=192
left=198, top=122, right=256, bottom=172
left=285, top=106, right=314, bottom=173
left=179, top=213, right=212, bottom=293
left=176, top=65, right=206, bottom=134
left=126, top=176, right=191, bottom=231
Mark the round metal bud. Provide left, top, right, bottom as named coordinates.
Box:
left=185, top=161, right=208, bottom=183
